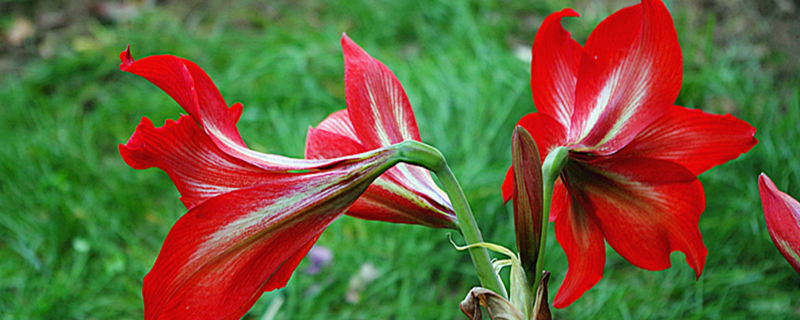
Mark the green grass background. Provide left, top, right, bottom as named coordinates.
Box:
left=1, top=0, right=799, bottom=319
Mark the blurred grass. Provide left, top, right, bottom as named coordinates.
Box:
left=1, top=0, right=799, bottom=319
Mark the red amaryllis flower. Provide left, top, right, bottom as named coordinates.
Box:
left=501, top=0, right=757, bottom=307
left=758, top=173, right=800, bottom=274
left=120, top=47, right=417, bottom=319
left=305, top=34, right=455, bottom=229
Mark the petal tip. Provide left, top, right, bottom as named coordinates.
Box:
left=691, top=256, right=705, bottom=280
left=341, top=33, right=356, bottom=49
left=341, top=33, right=372, bottom=64
left=759, top=173, right=776, bottom=191
left=120, top=44, right=134, bottom=71
left=229, top=102, right=244, bottom=122
left=119, top=117, right=155, bottom=170
left=501, top=166, right=514, bottom=203
left=124, top=116, right=155, bottom=149
left=560, top=8, right=581, bottom=18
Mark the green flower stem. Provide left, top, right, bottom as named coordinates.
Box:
left=438, top=164, right=509, bottom=298
left=533, top=146, right=569, bottom=290
left=397, top=140, right=507, bottom=298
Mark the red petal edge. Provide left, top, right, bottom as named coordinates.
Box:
left=568, top=0, right=682, bottom=155
left=120, top=46, right=341, bottom=171
left=567, top=156, right=707, bottom=274
left=552, top=183, right=605, bottom=308
left=618, top=105, right=757, bottom=175
left=759, top=173, right=800, bottom=274
left=530, top=8, right=582, bottom=129
left=142, top=182, right=336, bottom=320
left=306, top=110, right=455, bottom=228
left=342, top=34, right=422, bottom=149
left=120, top=115, right=280, bottom=209
left=142, top=148, right=399, bottom=320
left=502, top=113, right=567, bottom=202
left=554, top=156, right=708, bottom=308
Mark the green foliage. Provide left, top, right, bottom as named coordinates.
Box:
left=1, top=0, right=798, bottom=319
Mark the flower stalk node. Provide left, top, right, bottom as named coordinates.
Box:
left=396, top=140, right=448, bottom=173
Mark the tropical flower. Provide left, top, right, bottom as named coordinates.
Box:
left=306, top=34, right=455, bottom=229
left=120, top=47, right=420, bottom=319
left=502, top=0, right=757, bottom=307
left=758, top=173, right=800, bottom=274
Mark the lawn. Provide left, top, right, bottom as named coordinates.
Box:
left=1, top=0, right=798, bottom=319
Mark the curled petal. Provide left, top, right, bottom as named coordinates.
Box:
left=617, top=105, right=757, bottom=175
left=759, top=174, right=800, bottom=274
left=120, top=46, right=339, bottom=171
left=121, top=45, right=449, bottom=319
left=341, top=34, right=421, bottom=149
left=564, top=156, right=706, bottom=276
left=569, top=0, right=681, bottom=154
left=552, top=186, right=605, bottom=309
left=120, top=115, right=280, bottom=209
left=347, top=179, right=456, bottom=228
left=307, top=111, right=455, bottom=228
left=143, top=148, right=401, bottom=320
left=341, top=35, right=452, bottom=212
left=531, top=8, right=583, bottom=129
left=119, top=46, right=244, bottom=148
left=305, top=36, right=455, bottom=228
left=305, top=110, right=367, bottom=159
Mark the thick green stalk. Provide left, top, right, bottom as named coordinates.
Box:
left=438, top=165, right=508, bottom=298
left=397, top=140, right=507, bottom=298
left=533, top=146, right=569, bottom=290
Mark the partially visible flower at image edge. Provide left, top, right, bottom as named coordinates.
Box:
left=758, top=173, right=800, bottom=274
left=501, top=0, right=757, bottom=308
left=119, top=46, right=422, bottom=319
left=306, top=34, right=456, bottom=229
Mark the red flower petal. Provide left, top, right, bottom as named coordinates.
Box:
left=119, top=47, right=245, bottom=147
left=568, top=0, right=682, bottom=155
left=347, top=179, right=455, bottom=228
left=120, top=115, right=282, bottom=209
left=307, top=110, right=455, bottom=228
left=759, top=174, right=800, bottom=274
left=531, top=8, right=582, bottom=129
left=305, top=110, right=367, bottom=159
left=303, top=37, right=455, bottom=228
left=548, top=178, right=567, bottom=222
left=517, top=113, right=569, bottom=163
left=502, top=113, right=567, bottom=202
left=617, top=105, right=757, bottom=175
left=564, top=156, right=706, bottom=276
left=552, top=183, right=605, bottom=308
left=502, top=168, right=514, bottom=204
left=142, top=148, right=400, bottom=320
left=342, top=34, right=421, bottom=149
left=120, top=47, right=338, bottom=171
